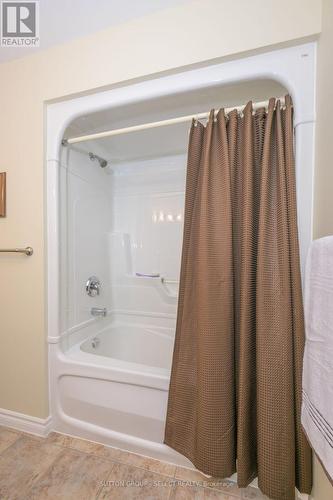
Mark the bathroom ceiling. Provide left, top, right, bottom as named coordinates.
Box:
left=0, top=0, right=193, bottom=63
left=65, top=79, right=287, bottom=163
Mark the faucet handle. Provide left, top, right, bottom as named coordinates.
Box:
left=86, top=276, right=101, bottom=297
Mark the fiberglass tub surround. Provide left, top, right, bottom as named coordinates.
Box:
left=59, top=143, right=185, bottom=350
left=56, top=122, right=187, bottom=456
left=48, top=44, right=315, bottom=468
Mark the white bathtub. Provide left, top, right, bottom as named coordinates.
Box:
left=80, top=323, right=174, bottom=370
left=49, top=318, right=191, bottom=467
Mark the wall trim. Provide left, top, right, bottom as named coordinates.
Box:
left=0, top=407, right=52, bottom=437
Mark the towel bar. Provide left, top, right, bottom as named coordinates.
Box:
left=0, top=247, right=33, bottom=256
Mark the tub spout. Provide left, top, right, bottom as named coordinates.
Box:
left=91, top=307, right=107, bottom=317
left=91, top=337, right=100, bottom=348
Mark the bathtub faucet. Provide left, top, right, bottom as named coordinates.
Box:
left=91, top=307, right=107, bottom=317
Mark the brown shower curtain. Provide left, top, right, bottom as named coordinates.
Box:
left=164, top=96, right=312, bottom=500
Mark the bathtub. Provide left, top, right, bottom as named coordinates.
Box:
left=49, top=317, right=191, bottom=467
left=80, top=323, right=174, bottom=370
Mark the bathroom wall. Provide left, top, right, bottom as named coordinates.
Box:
left=0, top=0, right=322, bottom=432
left=311, top=0, right=333, bottom=497
left=112, top=156, right=185, bottom=281
left=313, top=0, right=333, bottom=239
left=1, top=0, right=331, bottom=497
left=110, top=155, right=186, bottom=317
left=59, top=148, right=113, bottom=336
left=61, top=149, right=185, bottom=339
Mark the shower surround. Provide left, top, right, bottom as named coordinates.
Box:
left=53, top=147, right=187, bottom=465
left=47, top=43, right=315, bottom=475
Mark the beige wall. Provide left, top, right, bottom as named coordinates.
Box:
left=314, top=0, right=333, bottom=239
left=311, top=0, right=333, bottom=498
left=311, top=456, right=333, bottom=500
left=0, top=0, right=327, bottom=495
left=0, top=0, right=321, bottom=418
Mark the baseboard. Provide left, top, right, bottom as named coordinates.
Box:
left=0, top=407, right=52, bottom=437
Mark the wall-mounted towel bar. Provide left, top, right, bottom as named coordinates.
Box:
left=0, top=247, right=33, bottom=256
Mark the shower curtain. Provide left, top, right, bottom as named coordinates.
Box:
left=164, top=96, right=312, bottom=500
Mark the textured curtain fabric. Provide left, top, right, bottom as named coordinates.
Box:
left=164, top=96, right=312, bottom=500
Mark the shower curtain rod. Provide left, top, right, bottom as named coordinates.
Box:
left=62, top=97, right=286, bottom=146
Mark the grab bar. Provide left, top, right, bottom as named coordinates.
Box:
left=135, top=272, right=160, bottom=278
left=0, top=247, right=33, bottom=256
left=135, top=272, right=179, bottom=284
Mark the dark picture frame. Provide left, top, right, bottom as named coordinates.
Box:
left=0, top=173, right=6, bottom=217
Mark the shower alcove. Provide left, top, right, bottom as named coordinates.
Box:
left=47, top=43, right=315, bottom=467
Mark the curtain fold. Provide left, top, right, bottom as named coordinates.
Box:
left=164, top=96, right=312, bottom=500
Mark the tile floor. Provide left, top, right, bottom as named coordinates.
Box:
left=0, top=425, right=268, bottom=499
